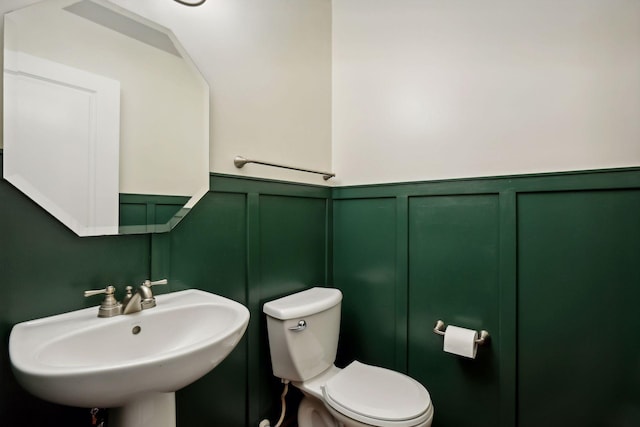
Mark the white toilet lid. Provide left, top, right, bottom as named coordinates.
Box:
left=322, top=361, right=431, bottom=426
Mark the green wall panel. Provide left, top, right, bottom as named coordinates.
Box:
left=332, top=197, right=400, bottom=369
left=407, top=195, right=500, bottom=427
left=207, top=176, right=332, bottom=426
left=3, top=154, right=640, bottom=427
left=167, top=192, right=248, bottom=427
left=518, top=190, right=640, bottom=427
left=256, top=194, right=329, bottom=422
left=0, top=165, right=331, bottom=427
left=161, top=180, right=331, bottom=426
left=333, top=169, right=640, bottom=427
left=258, top=195, right=328, bottom=299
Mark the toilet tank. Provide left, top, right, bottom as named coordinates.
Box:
left=263, top=287, right=342, bottom=382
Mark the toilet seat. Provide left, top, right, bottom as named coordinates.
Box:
left=322, top=361, right=432, bottom=427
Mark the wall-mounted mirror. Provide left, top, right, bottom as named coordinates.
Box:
left=2, top=0, right=209, bottom=236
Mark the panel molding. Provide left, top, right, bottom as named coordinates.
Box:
left=2, top=162, right=638, bottom=427
left=331, top=167, right=640, bottom=427
left=246, top=192, right=261, bottom=424
left=395, top=195, right=409, bottom=373
left=498, top=189, right=517, bottom=427
left=332, top=167, right=640, bottom=199
left=211, top=173, right=331, bottom=199
left=205, top=175, right=332, bottom=425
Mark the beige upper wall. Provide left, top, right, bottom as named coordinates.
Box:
left=332, top=0, right=640, bottom=185
left=2, top=0, right=332, bottom=186
left=3, top=1, right=639, bottom=187
left=111, top=0, right=333, bottom=185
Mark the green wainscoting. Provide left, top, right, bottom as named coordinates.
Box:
left=2, top=154, right=640, bottom=427
left=163, top=191, right=248, bottom=426
left=0, top=159, right=331, bottom=426
left=408, top=194, right=500, bottom=427
left=140, top=175, right=332, bottom=426
left=517, top=190, right=640, bottom=427
left=333, top=197, right=402, bottom=369
left=202, top=175, right=332, bottom=426
left=332, top=168, right=640, bottom=427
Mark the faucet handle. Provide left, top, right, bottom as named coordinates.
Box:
left=139, top=279, right=168, bottom=310
left=84, top=285, right=122, bottom=318
left=143, top=279, right=168, bottom=287
left=84, top=285, right=117, bottom=298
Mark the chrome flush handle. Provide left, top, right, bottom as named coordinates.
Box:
left=288, top=320, right=307, bottom=332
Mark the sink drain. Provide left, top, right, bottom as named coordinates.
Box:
left=132, top=326, right=141, bottom=335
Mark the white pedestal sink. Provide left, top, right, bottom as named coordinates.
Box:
left=9, top=289, right=250, bottom=427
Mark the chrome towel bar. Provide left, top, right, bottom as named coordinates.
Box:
left=234, top=156, right=335, bottom=181
left=433, top=320, right=489, bottom=345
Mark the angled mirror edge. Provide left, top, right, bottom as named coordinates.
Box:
left=2, top=0, right=211, bottom=237
left=117, top=183, right=210, bottom=235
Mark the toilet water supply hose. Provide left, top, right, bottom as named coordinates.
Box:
left=259, top=379, right=290, bottom=427
left=275, top=380, right=290, bottom=427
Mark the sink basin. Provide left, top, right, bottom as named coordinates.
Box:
left=9, top=289, right=249, bottom=427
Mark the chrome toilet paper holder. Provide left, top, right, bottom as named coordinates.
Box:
left=433, top=320, right=490, bottom=345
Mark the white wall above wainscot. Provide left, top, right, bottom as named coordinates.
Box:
left=331, top=0, right=640, bottom=185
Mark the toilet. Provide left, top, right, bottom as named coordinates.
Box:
left=263, top=287, right=434, bottom=427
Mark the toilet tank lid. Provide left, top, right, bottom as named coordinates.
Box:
left=263, top=287, right=342, bottom=320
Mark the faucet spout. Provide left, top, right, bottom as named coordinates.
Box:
left=122, top=292, right=142, bottom=314
left=121, top=279, right=168, bottom=315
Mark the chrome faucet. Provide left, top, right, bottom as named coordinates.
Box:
left=122, top=279, right=168, bottom=314
left=84, top=285, right=122, bottom=317
left=84, top=279, right=168, bottom=317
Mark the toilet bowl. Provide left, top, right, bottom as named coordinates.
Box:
left=263, top=287, right=433, bottom=427
left=298, top=396, right=337, bottom=427
left=296, top=361, right=433, bottom=427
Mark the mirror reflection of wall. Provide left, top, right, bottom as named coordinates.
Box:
left=2, top=0, right=209, bottom=236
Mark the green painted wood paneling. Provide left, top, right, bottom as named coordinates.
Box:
left=395, top=196, right=409, bottom=372
left=408, top=195, right=500, bottom=427
left=165, top=192, right=248, bottom=427
left=332, top=168, right=640, bottom=199
left=3, top=157, right=640, bottom=427
left=246, top=192, right=262, bottom=425
left=517, top=190, right=640, bottom=427
left=1, top=164, right=331, bottom=427
left=256, top=194, right=329, bottom=422
left=204, top=175, right=331, bottom=426
left=333, top=197, right=399, bottom=369
left=497, top=190, right=517, bottom=427
left=258, top=195, right=328, bottom=298
left=211, top=174, right=331, bottom=200
left=333, top=168, right=640, bottom=427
